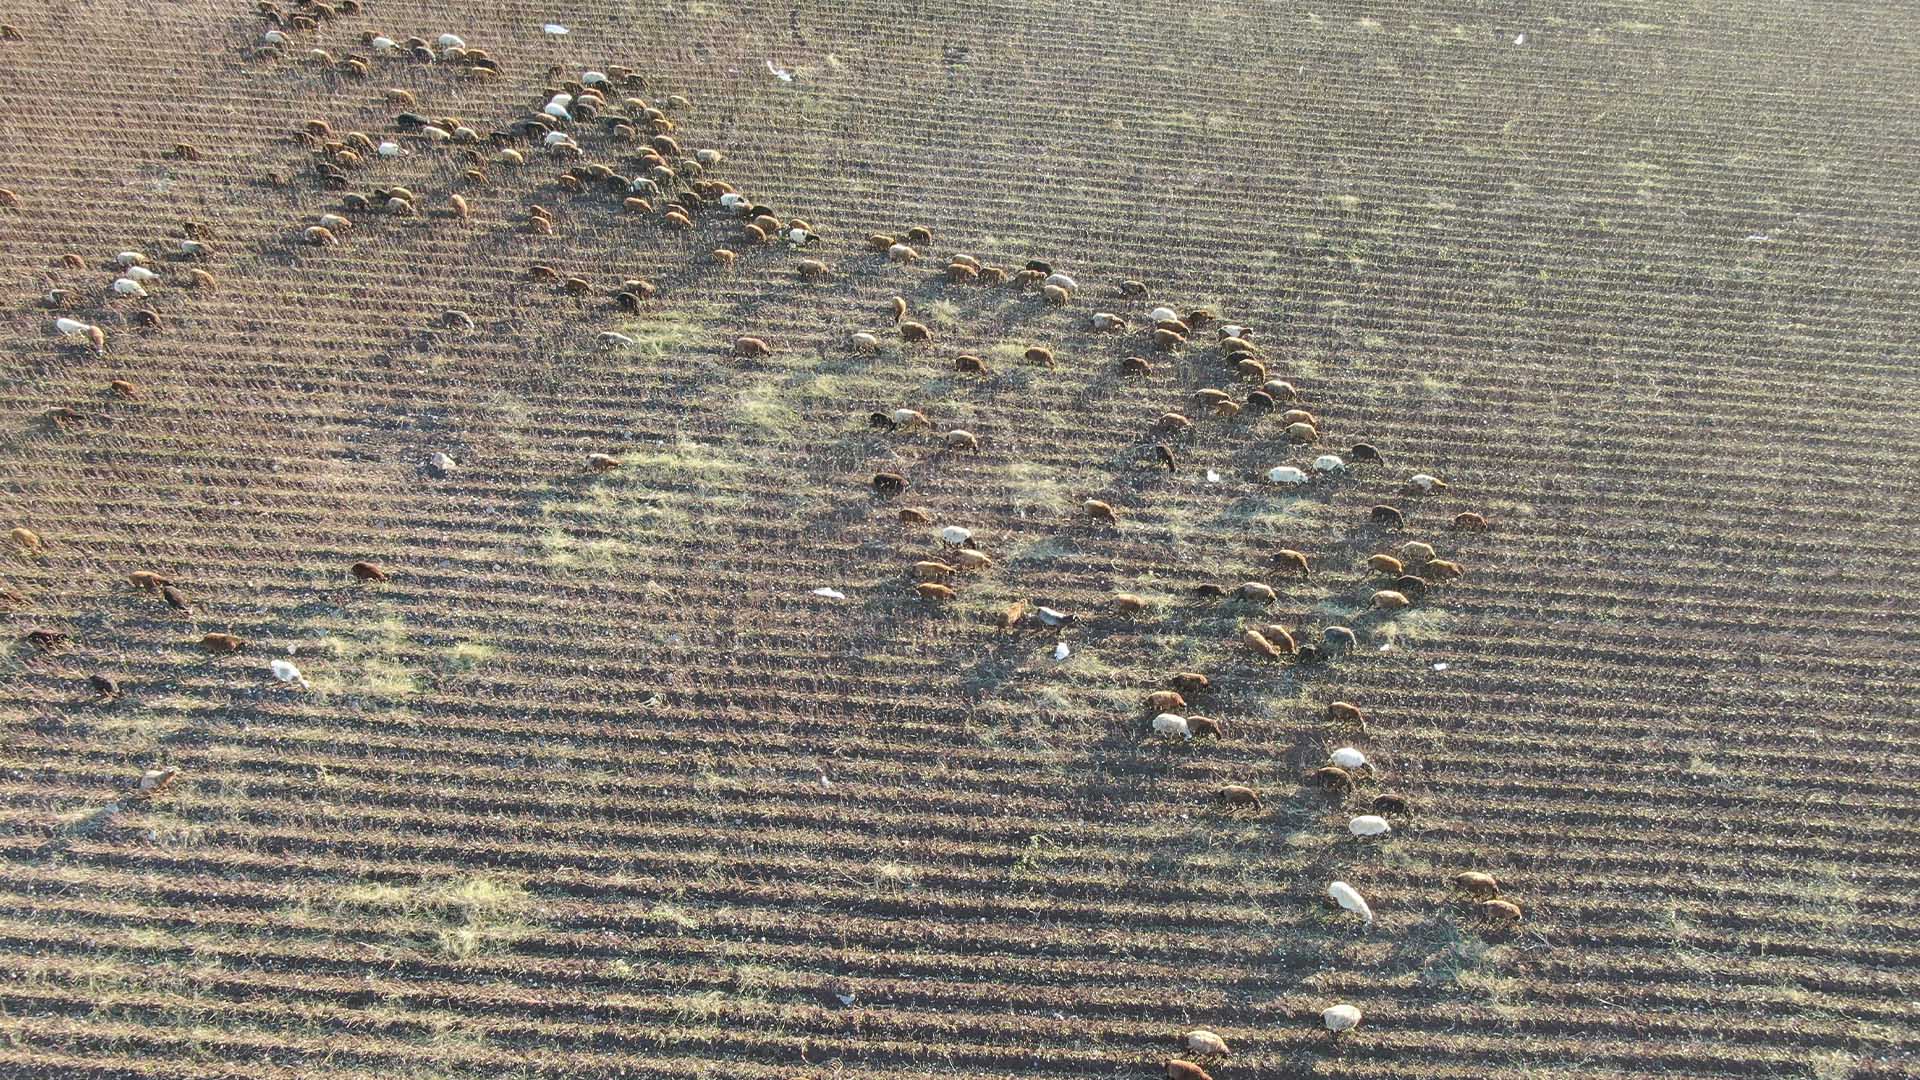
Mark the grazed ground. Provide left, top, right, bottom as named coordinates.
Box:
left=0, top=1, right=1915, bottom=1078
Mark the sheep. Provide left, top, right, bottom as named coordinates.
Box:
left=1146, top=305, right=1178, bottom=324
left=1235, top=358, right=1266, bottom=382
left=1349, top=815, right=1390, bottom=837
left=1369, top=504, right=1405, bottom=527
left=1118, top=279, right=1148, bottom=297
left=111, top=278, right=149, bottom=298
left=1323, top=626, right=1358, bottom=652
left=915, top=582, right=956, bottom=601
left=1243, top=628, right=1286, bottom=659
left=109, top=380, right=139, bottom=399
left=1281, top=409, right=1317, bottom=428
left=1041, top=284, right=1071, bottom=305
left=270, top=659, right=311, bottom=688
left=1033, top=606, right=1076, bottom=628
left=1322, top=1003, right=1363, bottom=1034
left=1285, top=422, right=1318, bottom=443
left=1114, top=593, right=1148, bottom=615
left=1218, top=785, right=1262, bottom=810
left=939, top=525, right=972, bottom=547
left=1452, top=511, right=1489, bottom=531
left=1407, top=473, right=1448, bottom=494
left=1150, top=327, right=1185, bottom=349
left=1330, top=747, right=1369, bottom=774
left=303, top=225, right=337, bottom=246
left=733, top=336, right=771, bottom=358
left=997, top=601, right=1026, bottom=630
left=1150, top=713, right=1191, bottom=740
left=11, top=527, right=43, bottom=551
left=1307, top=766, right=1353, bottom=793
left=946, top=262, right=977, bottom=284
left=847, top=332, right=880, bottom=353
left=1455, top=871, right=1500, bottom=898
left=1257, top=623, right=1299, bottom=655
left=1480, top=899, right=1523, bottom=923
left=1191, top=388, right=1232, bottom=408
left=899, top=321, right=932, bottom=343
left=1237, top=581, right=1276, bottom=605
left=1153, top=444, right=1177, bottom=472
left=913, top=561, right=956, bottom=582
left=1370, top=792, right=1410, bottom=816
left=1312, top=454, right=1345, bottom=473
left=1146, top=690, right=1187, bottom=713
left=1267, top=466, right=1309, bottom=485
left=1193, top=582, right=1226, bottom=599
left=867, top=233, right=898, bottom=252
left=90, top=673, right=121, bottom=699
left=872, top=472, right=907, bottom=496
left=1422, top=558, right=1464, bottom=582
left=887, top=243, right=920, bottom=263
left=1157, top=412, right=1193, bottom=432
left=954, top=354, right=987, bottom=374
left=1398, top=541, right=1436, bottom=563
left=443, top=309, right=476, bottom=331
left=588, top=453, right=622, bottom=472
left=711, top=248, right=738, bottom=269
left=796, top=258, right=829, bottom=281
left=1085, top=499, right=1117, bottom=524
left=160, top=585, right=191, bottom=613
left=1167, top=1062, right=1213, bottom=1080
left=24, top=628, right=68, bottom=651
left=200, top=632, right=245, bottom=654
left=1121, top=355, right=1152, bottom=375
left=1272, top=549, right=1311, bottom=576
left=350, top=561, right=390, bottom=582
left=944, top=430, right=979, bottom=452
left=1366, top=554, right=1405, bottom=576
left=906, top=225, right=934, bottom=246
left=1185, top=1029, right=1229, bottom=1056
left=1327, top=881, right=1373, bottom=927
left=889, top=408, right=931, bottom=430
left=898, top=508, right=932, bottom=525
left=1090, top=312, right=1127, bottom=331
left=1023, top=346, right=1054, bottom=367
left=1392, top=575, right=1427, bottom=600
left=952, top=549, right=992, bottom=570
left=561, top=277, right=593, bottom=297
left=1370, top=589, right=1411, bottom=611
left=1041, top=271, right=1076, bottom=293
left=1262, top=379, right=1299, bottom=402
left=1348, top=442, right=1384, bottom=465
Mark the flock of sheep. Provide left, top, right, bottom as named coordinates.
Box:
left=10, top=4, right=1524, bottom=1076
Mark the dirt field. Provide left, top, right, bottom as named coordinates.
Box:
left=1, top=1, right=1915, bottom=1077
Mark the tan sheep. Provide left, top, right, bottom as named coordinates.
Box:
left=1041, top=283, right=1070, bottom=305
left=1456, top=871, right=1501, bottom=899
left=899, top=321, right=932, bottom=343
left=711, top=248, right=738, bottom=269
left=898, top=507, right=933, bottom=525
left=1085, top=499, right=1117, bottom=524
left=1327, top=701, right=1366, bottom=725
left=1368, top=554, right=1405, bottom=575
left=1243, top=628, right=1285, bottom=659
left=733, top=336, right=772, bottom=358
left=200, top=632, right=245, bottom=654
left=11, top=527, right=43, bottom=552
left=952, top=549, right=992, bottom=570
left=1453, top=511, right=1489, bottom=531
left=944, top=430, right=979, bottom=452
left=1024, top=346, right=1054, bottom=367
left=912, top=561, right=956, bottom=582
left=1146, top=690, right=1187, bottom=713
left=1480, top=899, right=1523, bottom=923
left=1217, top=785, right=1262, bottom=810
left=915, top=582, right=956, bottom=601
left=796, top=258, right=829, bottom=281
left=1424, top=558, right=1464, bottom=581
left=1273, top=549, right=1311, bottom=576
left=887, top=243, right=920, bottom=263
left=867, top=233, right=897, bottom=252
left=1370, top=590, right=1411, bottom=611
left=588, top=453, right=622, bottom=472
left=1237, top=581, right=1276, bottom=604
left=889, top=296, right=908, bottom=322
left=1285, top=421, right=1317, bottom=443
left=954, top=354, right=987, bottom=374
left=1113, top=593, right=1148, bottom=615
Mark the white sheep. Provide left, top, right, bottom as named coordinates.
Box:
left=110, top=278, right=148, bottom=298
left=115, top=251, right=148, bottom=267
left=377, top=140, right=404, bottom=157
left=598, top=331, right=636, bottom=348
left=1219, top=323, right=1251, bottom=339
left=318, top=213, right=352, bottom=232
left=1349, top=815, right=1391, bottom=837
left=1148, top=305, right=1178, bottom=324
left=125, top=265, right=159, bottom=282
left=1330, top=746, right=1368, bottom=771
left=421, top=125, right=451, bottom=142
left=1322, top=1004, right=1362, bottom=1033
left=1185, top=1030, right=1228, bottom=1055
left=582, top=70, right=609, bottom=86
left=543, top=102, right=572, bottom=120
left=1151, top=712, right=1191, bottom=739
left=1267, top=466, right=1308, bottom=485
left=542, top=130, right=574, bottom=146
left=54, top=317, right=90, bottom=336
left=718, top=192, right=748, bottom=212
left=1043, top=271, right=1077, bottom=292
left=890, top=408, right=929, bottom=429
left=1328, top=881, right=1374, bottom=926
left=1313, top=454, right=1345, bottom=472
left=1090, top=312, right=1127, bottom=331
left=436, top=33, right=465, bottom=48
left=270, top=659, right=310, bottom=688
left=370, top=35, right=398, bottom=51
left=260, top=29, right=288, bottom=45
left=1408, top=472, right=1447, bottom=493
left=848, top=332, right=879, bottom=351
left=939, top=525, right=973, bottom=546
left=177, top=239, right=209, bottom=257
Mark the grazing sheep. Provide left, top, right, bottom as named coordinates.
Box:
left=1257, top=623, right=1298, bottom=654
left=1167, top=1061, right=1213, bottom=1080
left=1121, top=355, right=1152, bottom=375
left=1322, top=626, right=1358, bottom=652
left=1328, top=881, right=1374, bottom=927
left=997, top=601, right=1026, bottom=629
left=200, top=632, right=245, bottom=654
left=1091, top=312, right=1127, bottom=331
left=11, top=527, right=44, bottom=551
left=899, top=321, right=932, bottom=343
left=867, top=233, right=897, bottom=252
left=1371, top=590, right=1411, bottom=611
left=1153, top=444, right=1177, bottom=472
left=906, top=226, right=934, bottom=246
left=188, top=269, right=217, bottom=289
left=1350, top=442, right=1383, bottom=465
left=599, top=331, right=636, bottom=348
left=847, top=332, right=880, bottom=353
left=1272, top=549, right=1310, bottom=577
left=1033, top=606, right=1076, bottom=628
left=350, top=561, right=390, bottom=582
left=111, top=278, right=148, bottom=298
left=1480, top=899, right=1523, bottom=923
left=1146, top=690, right=1187, bottom=712
left=916, top=582, right=956, bottom=601
left=1392, top=575, right=1428, bottom=600
left=954, top=354, right=987, bottom=374
left=1192, top=388, right=1232, bottom=408
left=889, top=408, right=931, bottom=430
left=110, top=380, right=139, bottom=399
left=1193, top=583, right=1226, bottom=599
left=1085, top=499, right=1117, bottom=524
left=1218, top=785, right=1262, bottom=810
left=1322, top=1004, right=1363, bottom=1034
left=1349, top=815, right=1390, bottom=837
left=939, top=525, right=973, bottom=547
left=946, top=261, right=978, bottom=284
left=1367, top=554, right=1405, bottom=576
left=1456, top=871, right=1501, bottom=898
left=1157, top=412, right=1193, bottom=432
left=1453, top=511, right=1489, bottom=531
left=1327, top=701, right=1366, bottom=726
left=1236, top=358, right=1266, bottom=381
left=1312, top=454, right=1345, bottom=474
left=899, top=508, right=933, bottom=525
left=1114, top=593, right=1148, bottom=615
left=1370, top=792, right=1410, bottom=816
left=1185, top=1029, right=1229, bottom=1056
left=127, top=571, right=170, bottom=590
left=1308, top=766, right=1353, bottom=793
left=1042, top=271, right=1077, bottom=292
left=1370, top=504, right=1405, bottom=527
left=1262, top=379, right=1299, bottom=403
left=1407, top=473, right=1448, bottom=494
left=887, top=243, right=920, bottom=263
left=953, top=549, right=992, bottom=570
left=1331, top=747, right=1369, bottom=771
left=1243, top=628, right=1286, bottom=659
left=711, top=248, right=738, bottom=269
left=1151, top=327, right=1185, bottom=349
left=1399, top=541, right=1436, bottom=563
left=588, top=453, right=622, bottom=472
left=1237, top=581, right=1277, bottom=605
left=944, top=430, right=979, bottom=452
left=1042, top=284, right=1070, bottom=305
left=1148, top=305, right=1179, bottom=324
left=1023, top=346, right=1054, bottom=367
left=792, top=258, right=828, bottom=281
left=160, top=585, right=191, bottom=612
left=1281, top=410, right=1317, bottom=428
left=872, top=472, right=907, bottom=496
left=90, top=673, right=121, bottom=699
left=1424, top=558, right=1464, bottom=581
left=1169, top=673, right=1210, bottom=695
left=303, top=225, right=338, bottom=246
left=733, top=336, right=771, bottom=357
left=1119, top=279, right=1148, bottom=296
left=1151, top=713, right=1191, bottom=740
left=1285, top=422, right=1318, bottom=443
left=561, top=277, right=592, bottom=296
left=1268, top=466, right=1308, bottom=485
left=912, top=561, right=956, bottom=582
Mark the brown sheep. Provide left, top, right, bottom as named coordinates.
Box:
left=1011, top=268, right=1045, bottom=288
left=110, top=380, right=139, bottom=399
left=1368, top=554, right=1405, bottom=576
left=623, top=197, right=654, bottom=213
left=1423, top=558, right=1464, bottom=581
left=734, top=336, right=772, bottom=358
left=1193, top=582, right=1227, bottom=599
left=1351, top=442, right=1384, bottom=464
left=1284, top=421, right=1317, bottom=443
left=1392, top=575, right=1428, bottom=600
left=188, top=268, right=217, bottom=289
left=1308, top=766, right=1354, bottom=793
left=1281, top=409, right=1317, bottom=428
left=1146, top=690, right=1187, bottom=713
left=302, top=225, right=337, bottom=246
left=899, top=321, right=932, bottom=343
left=561, top=277, right=593, bottom=297
left=1218, top=785, right=1262, bottom=810
left=1186, top=716, right=1225, bottom=739
left=711, top=248, right=738, bottom=269
left=1452, top=511, right=1489, bottom=531
left=1085, top=499, right=1117, bottom=524
left=954, top=354, right=987, bottom=374
left=1024, top=346, right=1054, bottom=367
left=1041, top=284, right=1070, bottom=305
left=1118, top=279, right=1147, bottom=297
left=1370, top=792, right=1410, bottom=816
left=997, top=601, right=1026, bottom=630
left=588, top=453, right=622, bottom=472
left=1212, top=400, right=1242, bottom=419
left=899, top=507, right=933, bottom=525
left=952, top=549, right=992, bottom=570
left=888, top=296, right=908, bottom=323
left=1153, top=444, right=1176, bottom=472
left=161, top=585, right=191, bottom=613
left=1114, top=593, right=1148, bottom=615
left=527, top=264, right=561, bottom=283
left=978, top=265, right=1008, bottom=285
left=1258, top=623, right=1298, bottom=655
left=1370, top=504, right=1405, bottom=527
left=906, top=225, right=933, bottom=246
left=1456, top=871, right=1501, bottom=899
left=867, top=233, right=897, bottom=253
left=1273, top=549, right=1311, bottom=576
left=1371, top=590, right=1411, bottom=611
left=350, top=561, right=390, bottom=582
left=1480, top=899, right=1523, bottom=924
left=1151, top=327, right=1184, bottom=350
left=946, top=262, right=978, bottom=284
left=1167, top=1061, right=1214, bottom=1080
left=872, top=472, right=907, bottom=496
left=1170, top=672, right=1209, bottom=694
left=1236, top=358, right=1266, bottom=381
left=912, top=561, right=956, bottom=582
left=796, top=258, right=829, bottom=281
left=1243, top=628, right=1285, bottom=659
left=1121, top=356, right=1151, bottom=375
left=1157, top=412, right=1193, bottom=432
left=915, top=582, right=956, bottom=601
left=200, top=632, right=245, bottom=654
left=1327, top=702, right=1366, bottom=726
left=128, top=571, right=169, bottom=590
